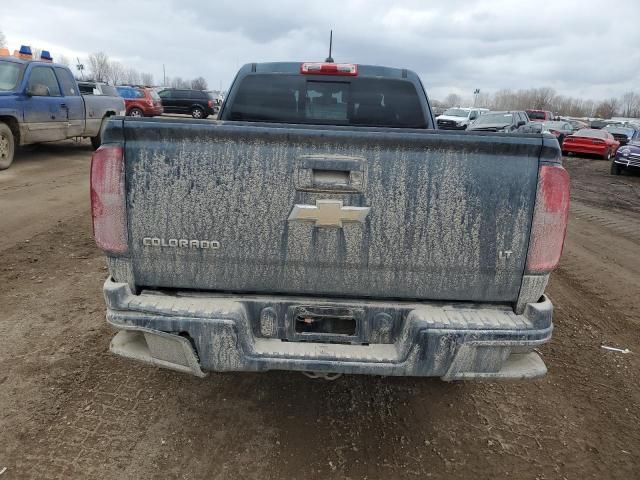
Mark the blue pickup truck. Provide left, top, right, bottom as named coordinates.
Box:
left=0, top=55, right=125, bottom=169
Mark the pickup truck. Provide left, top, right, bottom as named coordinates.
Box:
left=0, top=55, right=125, bottom=169
left=92, top=61, right=569, bottom=381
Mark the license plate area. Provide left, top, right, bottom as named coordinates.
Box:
left=287, top=305, right=365, bottom=344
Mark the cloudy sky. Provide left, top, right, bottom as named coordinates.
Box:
left=2, top=0, right=639, bottom=101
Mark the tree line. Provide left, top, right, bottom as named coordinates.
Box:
left=86, top=52, right=207, bottom=90
left=437, top=88, right=640, bottom=119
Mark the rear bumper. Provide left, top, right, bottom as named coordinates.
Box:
left=103, top=279, right=553, bottom=380
left=564, top=144, right=606, bottom=155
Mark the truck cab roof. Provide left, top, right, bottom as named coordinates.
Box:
left=0, top=56, right=67, bottom=69
left=219, top=61, right=435, bottom=128
left=240, top=61, right=418, bottom=79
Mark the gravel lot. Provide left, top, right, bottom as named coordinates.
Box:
left=1, top=140, right=639, bottom=479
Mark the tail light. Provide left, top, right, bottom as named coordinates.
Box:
left=208, top=99, right=213, bottom=108
left=301, top=62, right=358, bottom=76
left=525, top=165, right=570, bottom=273
left=90, top=145, right=128, bottom=253
left=147, top=99, right=154, bottom=107
left=591, top=138, right=605, bottom=144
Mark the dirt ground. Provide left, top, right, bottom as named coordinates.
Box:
left=1, top=142, right=639, bottom=480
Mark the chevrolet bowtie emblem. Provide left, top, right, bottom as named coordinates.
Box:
left=288, top=200, right=371, bottom=228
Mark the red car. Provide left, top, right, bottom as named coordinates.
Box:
left=116, top=86, right=164, bottom=117
left=562, top=128, right=620, bottom=160
left=526, top=109, right=554, bottom=122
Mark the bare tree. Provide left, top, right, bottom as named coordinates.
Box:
left=191, top=76, right=208, bottom=90
left=88, top=52, right=110, bottom=82
left=57, top=54, right=70, bottom=66
left=140, top=72, right=154, bottom=86
left=170, top=76, right=190, bottom=89
left=620, top=92, right=638, bottom=117
left=475, top=92, right=490, bottom=108
left=31, top=47, right=42, bottom=61
left=595, top=98, right=619, bottom=119
left=107, top=61, right=125, bottom=85
left=124, top=67, right=140, bottom=85
left=444, top=93, right=462, bottom=107
left=0, top=29, right=7, bottom=48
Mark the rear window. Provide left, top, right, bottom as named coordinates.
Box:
left=78, top=83, right=95, bottom=94
left=116, top=86, right=144, bottom=99
left=574, top=129, right=607, bottom=139
left=227, top=74, right=426, bottom=128
left=526, top=110, right=546, bottom=120
left=604, top=126, right=634, bottom=137
left=149, top=90, right=161, bottom=101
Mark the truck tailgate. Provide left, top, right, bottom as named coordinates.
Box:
left=122, top=119, right=541, bottom=303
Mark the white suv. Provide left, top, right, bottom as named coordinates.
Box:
left=436, top=107, right=488, bottom=130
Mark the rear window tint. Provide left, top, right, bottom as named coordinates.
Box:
left=574, top=129, right=607, bottom=139
left=116, top=86, right=143, bottom=99
left=526, top=110, right=546, bottom=120
left=228, top=74, right=426, bottom=128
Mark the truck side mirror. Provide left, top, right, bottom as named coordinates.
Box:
left=517, top=120, right=526, bottom=127
left=26, top=84, right=50, bottom=97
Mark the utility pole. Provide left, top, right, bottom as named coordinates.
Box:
left=76, top=57, right=85, bottom=80
left=473, top=88, right=480, bottom=107
left=163, top=64, right=166, bottom=86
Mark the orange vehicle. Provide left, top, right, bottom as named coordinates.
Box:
left=115, top=85, right=163, bottom=117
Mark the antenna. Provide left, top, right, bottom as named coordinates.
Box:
left=325, top=30, right=334, bottom=63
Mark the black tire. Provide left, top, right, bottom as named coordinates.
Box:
left=562, top=150, right=567, bottom=156
left=0, top=122, right=16, bottom=170
left=191, top=106, right=204, bottom=119
left=128, top=108, right=144, bottom=117
left=610, top=162, right=622, bottom=175
left=603, top=148, right=612, bottom=161
left=90, top=116, right=108, bottom=150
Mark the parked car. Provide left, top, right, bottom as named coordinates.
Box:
left=0, top=52, right=125, bottom=169
left=116, top=85, right=163, bottom=117
left=466, top=111, right=529, bottom=132
left=78, top=81, right=119, bottom=97
left=436, top=107, right=488, bottom=130
left=158, top=88, right=217, bottom=118
left=562, top=128, right=620, bottom=160
left=541, top=121, right=574, bottom=145
left=611, top=137, right=640, bottom=175
left=565, top=119, right=589, bottom=131
left=589, top=119, right=608, bottom=129
left=526, top=110, right=553, bottom=122
left=91, top=61, right=568, bottom=381
left=603, top=125, right=636, bottom=147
